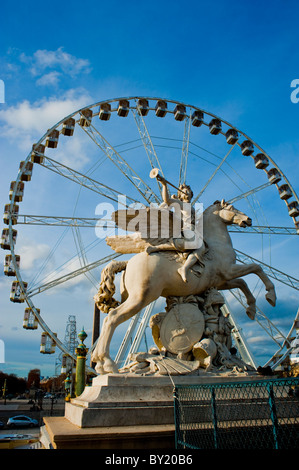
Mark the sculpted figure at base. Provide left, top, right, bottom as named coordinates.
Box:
left=122, top=290, right=254, bottom=376
left=91, top=172, right=276, bottom=375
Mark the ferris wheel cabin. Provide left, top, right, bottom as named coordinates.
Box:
left=191, top=110, right=204, bottom=127
left=40, top=332, right=56, bottom=354
left=19, top=161, right=33, bottom=181
left=287, top=200, right=299, bottom=218
left=118, top=99, right=130, bottom=117
left=4, top=254, right=20, bottom=277
left=10, top=280, right=27, bottom=303
left=62, top=117, right=76, bottom=136
left=23, top=308, right=39, bottom=330
left=1, top=228, right=17, bottom=250
left=209, top=118, right=222, bottom=135
left=137, top=99, right=149, bottom=116
left=3, top=204, right=19, bottom=225
left=241, top=140, right=254, bottom=156
left=9, top=181, right=24, bottom=202
left=254, top=153, right=269, bottom=169
left=267, top=168, right=282, bottom=184
left=226, top=128, right=239, bottom=144
left=155, top=100, right=168, bottom=118
left=31, top=143, right=45, bottom=164
left=79, top=108, right=93, bottom=127
left=46, top=129, right=59, bottom=149
left=278, top=184, right=293, bottom=200
left=99, top=103, right=111, bottom=121
left=174, top=104, right=186, bottom=121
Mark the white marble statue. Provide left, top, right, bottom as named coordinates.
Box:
left=91, top=192, right=276, bottom=375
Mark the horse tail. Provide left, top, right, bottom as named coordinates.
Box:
left=94, top=260, right=128, bottom=313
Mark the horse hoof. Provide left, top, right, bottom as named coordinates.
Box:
left=95, top=362, right=105, bottom=374
left=246, top=306, right=256, bottom=320
left=266, top=291, right=276, bottom=307
left=100, top=357, right=119, bottom=375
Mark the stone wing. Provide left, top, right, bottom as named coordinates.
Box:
left=112, top=206, right=181, bottom=238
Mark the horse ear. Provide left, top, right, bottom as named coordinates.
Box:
left=221, top=199, right=225, bottom=207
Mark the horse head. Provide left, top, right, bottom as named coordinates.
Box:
left=213, top=199, right=252, bottom=228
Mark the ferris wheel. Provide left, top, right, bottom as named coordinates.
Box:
left=2, top=96, right=299, bottom=374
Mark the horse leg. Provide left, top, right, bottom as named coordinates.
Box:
left=91, top=295, right=149, bottom=374
left=120, top=271, right=128, bottom=303
left=226, top=263, right=276, bottom=307
left=219, top=278, right=256, bottom=320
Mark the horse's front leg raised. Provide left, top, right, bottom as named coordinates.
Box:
left=91, top=296, right=147, bottom=375
left=226, top=263, right=276, bottom=307
left=219, top=278, right=256, bottom=320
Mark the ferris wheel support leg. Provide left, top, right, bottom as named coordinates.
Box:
left=226, top=263, right=277, bottom=308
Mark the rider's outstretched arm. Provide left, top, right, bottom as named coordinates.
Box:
left=161, top=180, right=172, bottom=206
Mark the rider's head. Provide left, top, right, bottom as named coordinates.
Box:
left=177, top=184, right=193, bottom=202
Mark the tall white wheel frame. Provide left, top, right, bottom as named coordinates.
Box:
left=3, top=96, right=299, bottom=372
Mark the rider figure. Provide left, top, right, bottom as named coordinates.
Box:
left=146, top=176, right=206, bottom=282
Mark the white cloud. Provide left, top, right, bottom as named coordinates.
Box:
left=0, top=89, right=91, bottom=134
left=20, top=47, right=91, bottom=78
left=19, top=242, right=51, bottom=270
left=36, top=71, right=61, bottom=87
left=54, top=134, right=90, bottom=170
left=41, top=256, right=91, bottom=294
left=0, top=89, right=93, bottom=163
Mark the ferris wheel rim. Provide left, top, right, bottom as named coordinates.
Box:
left=4, top=95, right=299, bottom=371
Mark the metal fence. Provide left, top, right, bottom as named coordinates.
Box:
left=174, top=377, right=299, bottom=449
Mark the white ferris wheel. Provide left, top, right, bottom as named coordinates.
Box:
left=2, top=96, right=299, bottom=374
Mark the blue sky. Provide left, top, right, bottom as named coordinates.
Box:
left=0, top=0, right=298, bottom=378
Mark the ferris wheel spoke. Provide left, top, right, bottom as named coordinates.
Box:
left=235, top=249, right=299, bottom=290
left=27, top=253, right=121, bottom=297
left=229, top=225, right=298, bottom=235
left=229, top=289, right=287, bottom=348
left=80, top=122, right=160, bottom=205
left=227, top=182, right=272, bottom=204
left=72, top=224, right=98, bottom=287
left=179, top=112, right=191, bottom=186
left=37, top=155, right=139, bottom=207
left=192, top=142, right=238, bottom=204
left=16, top=214, right=116, bottom=228
left=263, top=307, right=299, bottom=368
left=131, top=108, right=165, bottom=198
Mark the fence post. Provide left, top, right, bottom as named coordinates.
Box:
left=173, top=387, right=179, bottom=448
left=211, top=387, right=218, bottom=449
left=267, top=382, right=279, bottom=449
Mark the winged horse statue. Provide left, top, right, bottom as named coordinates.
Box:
left=91, top=173, right=276, bottom=374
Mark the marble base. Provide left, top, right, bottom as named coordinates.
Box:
left=65, top=371, right=259, bottom=428
left=41, top=417, right=175, bottom=449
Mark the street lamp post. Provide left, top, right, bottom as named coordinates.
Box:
left=75, top=328, right=88, bottom=397
left=64, top=374, right=71, bottom=402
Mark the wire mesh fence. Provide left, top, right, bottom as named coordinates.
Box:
left=174, top=377, right=299, bottom=449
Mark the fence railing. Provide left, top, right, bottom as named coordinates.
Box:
left=174, top=377, right=299, bottom=449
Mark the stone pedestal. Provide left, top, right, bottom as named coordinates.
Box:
left=65, top=373, right=177, bottom=428
left=42, top=371, right=259, bottom=449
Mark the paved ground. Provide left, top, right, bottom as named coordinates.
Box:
left=0, top=398, right=65, bottom=434
left=0, top=426, right=40, bottom=438
left=0, top=398, right=66, bottom=448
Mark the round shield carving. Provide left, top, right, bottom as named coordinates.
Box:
left=159, top=303, right=205, bottom=355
